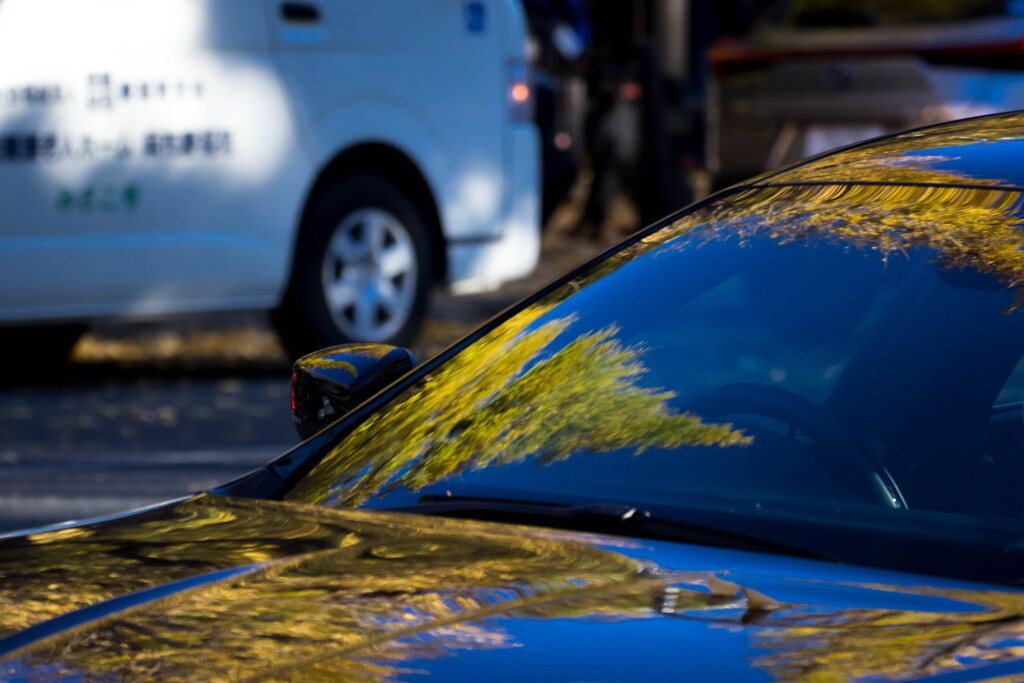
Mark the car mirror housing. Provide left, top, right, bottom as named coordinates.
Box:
left=291, top=343, right=416, bottom=440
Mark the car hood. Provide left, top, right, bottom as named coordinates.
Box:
left=1, top=494, right=1023, bottom=682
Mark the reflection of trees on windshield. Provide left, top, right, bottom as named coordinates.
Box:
left=650, top=182, right=1024, bottom=306
left=763, top=110, right=1024, bottom=186
left=526, top=128, right=1024, bottom=326
left=287, top=164, right=1024, bottom=509
left=778, top=153, right=1004, bottom=186
left=288, top=306, right=750, bottom=508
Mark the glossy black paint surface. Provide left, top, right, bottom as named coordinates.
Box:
left=8, top=113, right=1024, bottom=680
left=3, top=493, right=1024, bottom=681
left=291, top=342, right=416, bottom=439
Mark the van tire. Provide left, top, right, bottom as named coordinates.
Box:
left=274, top=173, right=434, bottom=359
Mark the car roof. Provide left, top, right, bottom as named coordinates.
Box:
left=748, top=111, right=1024, bottom=191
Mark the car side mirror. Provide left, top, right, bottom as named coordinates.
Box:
left=291, top=343, right=416, bottom=440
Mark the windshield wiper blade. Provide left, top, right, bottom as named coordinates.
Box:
left=386, top=494, right=834, bottom=562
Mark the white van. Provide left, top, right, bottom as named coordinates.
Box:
left=0, top=0, right=539, bottom=358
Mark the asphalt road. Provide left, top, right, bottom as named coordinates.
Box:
left=0, top=357, right=296, bottom=533
left=0, top=229, right=610, bottom=534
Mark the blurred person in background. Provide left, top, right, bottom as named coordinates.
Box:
left=522, top=0, right=592, bottom=223
left=573, top=1, right=643, bottom=240
left=573, top=0, right=759, bottom=241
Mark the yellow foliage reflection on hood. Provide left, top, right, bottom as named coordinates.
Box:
left=0, top=495, right=655, bottom=682
left=748, top=582, right=1024, bottom=682
left=8, top=495, right=1024, bottom=681
left=289, top=307, right=751, bottom=508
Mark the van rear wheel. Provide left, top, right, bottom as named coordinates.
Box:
left=274, top=173, right=433, bottom=359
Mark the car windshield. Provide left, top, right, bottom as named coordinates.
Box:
left=282, top=180, right=1024, bottom=584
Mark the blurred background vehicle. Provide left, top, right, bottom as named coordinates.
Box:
left=0, top=0, right=540, bottom=360
left=709, top=0, right=1024, bottom=188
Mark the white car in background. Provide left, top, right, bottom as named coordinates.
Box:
left=0, top=0, right=539, bottom=358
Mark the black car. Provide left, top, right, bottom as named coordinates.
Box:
left=5, top=113, right=1024, bottom=681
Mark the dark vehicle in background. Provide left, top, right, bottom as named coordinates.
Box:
left=710, top=0, right=1024, bottom=188
left=7, top=114, right=1024, bottom=680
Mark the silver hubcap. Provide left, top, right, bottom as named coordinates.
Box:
left=321, top=208, right=418, bottom=342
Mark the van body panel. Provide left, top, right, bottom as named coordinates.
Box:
left=0, top=0, right=539, bottom=325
